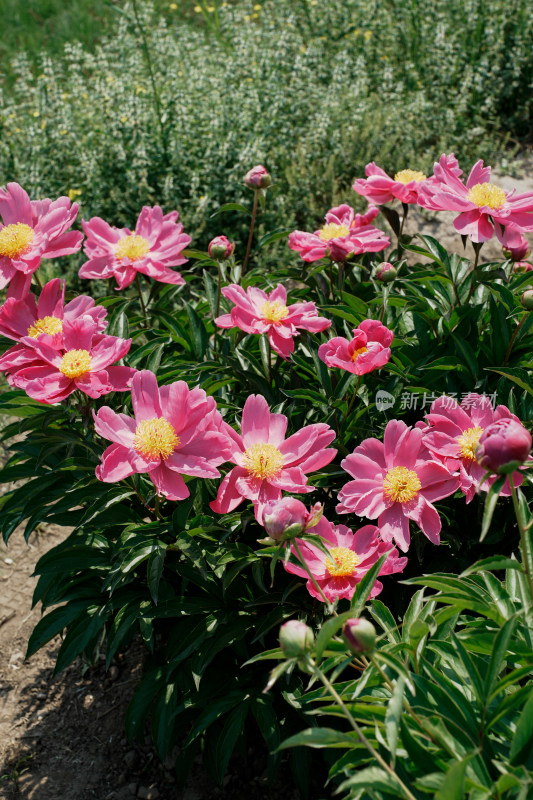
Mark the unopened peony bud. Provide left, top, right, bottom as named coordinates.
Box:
left=279, top=620, right=314, bottom=658
left=513, top=261, right=533, bottom=274
left=343, top=618, right=376, bottom=654
left=244, top=165, right=271, bottom=190
left=373, top=262, right=397, bottom=282
left=208, top=235, right=235, bottom=260
left=475, top=418, right=532, bottom=475
left=502, top=235, right=530, bottom=262
left=521, top=289, right=533, bottom=310
left=263, top=497, right=309, bottom=541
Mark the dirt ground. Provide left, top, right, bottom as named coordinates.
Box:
left=1, top=155, right=532, bottom=800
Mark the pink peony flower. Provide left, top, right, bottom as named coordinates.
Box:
left=0, top=182, right=83, bottom=295
left=215, top=283, right=331, bottom=359
left=244, top=165, right=271, bottom=189
left=2, top=316, right=135, bottom=403
left=337, top=419, right=460, bottom=552
left=419, top=155, right=533, bottom=244
left=208, top=236, right=235, bottom=260
left=262, top=497, right=322, bottom=541
left=352, top=163, right=431, bottom=206
left=423, top=394, right=527, bottom=501
left=318, top=319, right=393, bottom=376
left=284, top=515, right=407, bottom=602
left=94, top=370, right=232, bottom=501
left=288, top=204, right=389, bottom=263
left=503, top=234, right=530, bottom=262
left=79, top=206, right=191, bottom=289
left=210, top=394, right=336, bottom=521
left=475, top=418, right=532, bottom=475
left=0, top=278, right=107, bottom=347
left=373, top=261, right=397, bottom=282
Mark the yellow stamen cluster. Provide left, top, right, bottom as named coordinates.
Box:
left=383, top=466, right=421, bottom=503
left=318, top=223, right=349, bottom=242
left=394, top=169, right=427, bottom=184
left=133, top=417, right=180, bottom=461
left=242, top=442, right=284, bottom=480
left=351, top=345, right=368, bottom=362
left=457, top=426, right=483, bottom=461
left=0, top=223, right=34, bottom=259
left=467, top=182, right=506, bottom=210
left=59, top=349, right=92, bottom=379
left=115, top=234, right=150, bottom=262
left=260, top=300, right=289, bottom=323
left=325, top=546, right=360, bottom=577
left=27, top=316, right=63, bottom=338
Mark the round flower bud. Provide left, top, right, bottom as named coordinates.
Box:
left=475, top=418, right=532, bottom=475
left=279, top=620, right=314, bottom=658
left=263, top=497, right=309, bottom=541
left=513, top=261, right=533, bottom=274
left=244, top=165, right=272, bottom=190
left=343, top=618, right=376, bottom=654
left=521, top=289, right=533, bottom=310
left=373, top=262, right=397, bottom=282
left=502, top=235, right=530, bottom=262
left=208, top=235, right=235, bottom=260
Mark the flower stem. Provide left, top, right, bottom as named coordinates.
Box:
left=32, top=271, right=43, bottom=290
left=214, top=262, right=223, bottom=354
left=242, top=190, right=259, bottom=278
left=136, top=274, right=149, bottom=327
left=503, top=314, right=527, bottom=366
left=292, top=540, right=333, bottom=608
left=509, top=474, right=533, bottom=601
left=307, top=658, right=417, bottom=800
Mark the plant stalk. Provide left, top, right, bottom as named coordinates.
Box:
left=242, top=190, right=259, bottom=278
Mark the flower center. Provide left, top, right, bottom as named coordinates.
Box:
left=260, top=300, right=289, bottom=323
left=115, top=234, right=150, bottom=262
left=0, top=223, right=34, bottom=259
left=133, top=417, right=180, bottom=461
left=467, top=182, right=506, bottom=210
left=325, top=546, right=360, bottom=577
left=59, top=349, right=92, bottom=379
left=318, top=223, right=349, bottom=242
left=351, top=345, right=368, bottom=362
left=383, top=466, right=421, bottom=503
left=27, top=316, right=63, bottom=338
left=242, top=442, right=284, bottom=480
left=457, top=426, right=483, bottom=461
left=394, top=169, right=427, bottom=184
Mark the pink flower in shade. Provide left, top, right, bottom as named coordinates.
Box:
left=423, top=394, right=528, bottom=501
left=79, top=206, right=191, bottom=290
left=419, top=155, right=533, bottom=244
left=318, top=319, right=393, bottom=376
left=284, top=515, right=407, bottom=602
left=0, top=182, right=83, bottom=296
left=94, top=370, right=232, bottom=501
left=0, top=278, right=107, bottom=347
left=337, top=419, right=461, bottom=552
left=210, top=394, right=337, bottom=521
left=2, top=316, right=135, bottom=404
left=288, top=204, right=389, bottom=263
left=215, top=283, right=331, bottom=359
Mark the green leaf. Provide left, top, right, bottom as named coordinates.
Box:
left=184, top=302, right=208, bottom=359
left=510, top=687, right=533, bottom=765
left=147, top=544, right=167, bottom=604
left=211, top=202, right=251, bottom=216
left=462, top=557, right=524, bottom=576
left=210, top=701, right=250, bottom=783
left=351, top=553, right=389, bottom=615
left=278, top=727, right=356, bottom=750
left=434, top=754, right=474, bottom=800
left=490, top=368, right=533, bottom=398
left=337, top=765, right=410, bottom=797
left=315, top=610, right=357, bottom=661
left=26, top=601, right=95, bottom=658
left=484, top=616, right=518, bottom=697
left=385, top=676, right=405, bottom=762
left=172, top=530, right=208, bottom=579
left=480, top=475, right=505, bottom=541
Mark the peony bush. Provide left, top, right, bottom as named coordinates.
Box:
left=0, top=154, right=532, bottom=796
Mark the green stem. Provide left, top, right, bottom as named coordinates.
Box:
left=509, top=475, right=533, bottom=601
left=344, top=376, right=361, bottom=421
left=214, top=262, right=223, bottom=354
left=242, top=190, right=259, bottom=278
left=308, top=659, right=417, bottom=800
left=32, top=271, right=43, bottom=290
left=292, top=540, right=332, bottom=607
left=503, top=314, right=527, bottom=366
left=466, top=242, right=483, bottom=303
left=136, top=274, right=149, bottom=327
